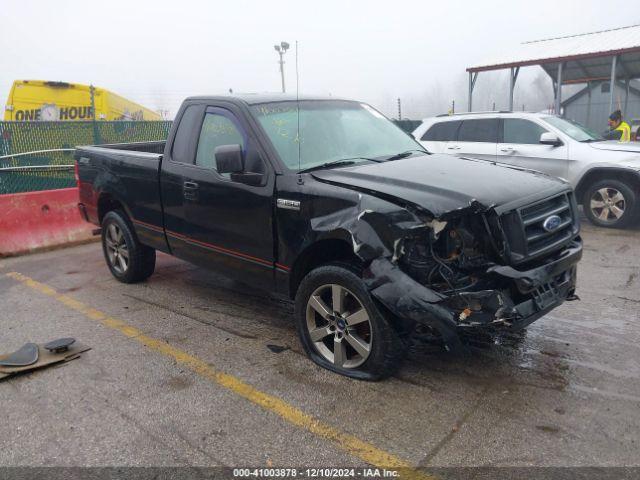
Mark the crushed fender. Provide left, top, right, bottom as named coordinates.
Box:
left=308, top=192, right=494, bottom=351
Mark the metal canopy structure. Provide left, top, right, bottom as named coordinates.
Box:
left=466, top=25, right=640, bottom=114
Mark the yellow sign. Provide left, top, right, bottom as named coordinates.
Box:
left=4, top=80, right=161, bottom=122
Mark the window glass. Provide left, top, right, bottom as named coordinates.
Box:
left=171, top=105, right=200, bottom=164
left=195, top=113, right=244, bottom=169
left=457, top=119, right=499, bottom=143
left=251, top=101, right=420, bottom=170
left=503, top=118, right=548, bottom=144
left=421, top=121, right=461, bottom=141
left=544, top=116, right=604, bottom=142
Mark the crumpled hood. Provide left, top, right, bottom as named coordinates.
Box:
left=311, top=154, right=568, bottom=218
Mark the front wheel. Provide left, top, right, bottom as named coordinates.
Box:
left=101, top=210, right=156, bottom=283
left=294, top=264, right=404, bottom=380
left=583, top=179, right=639, bottom=229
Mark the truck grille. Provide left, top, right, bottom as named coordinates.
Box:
left=500, top=192, right=578, bottom=264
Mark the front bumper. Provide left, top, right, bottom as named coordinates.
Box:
left=367, top=238, right=582, bottom=351
left=441, top=238, right=582, bottom=330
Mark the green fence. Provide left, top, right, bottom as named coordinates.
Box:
left=0, top=121, right=172, bottom=194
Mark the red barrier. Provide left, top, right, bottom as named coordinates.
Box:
left=0, top=188, right=95, bottom=257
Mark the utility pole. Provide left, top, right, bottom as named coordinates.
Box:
left=397, top=98, right=402, bottom=120
left=273, top=41, right=290, bottom=93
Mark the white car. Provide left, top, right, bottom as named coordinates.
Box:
left=413, top=112, right=640, bottom=228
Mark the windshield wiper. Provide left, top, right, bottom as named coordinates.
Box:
left=383, top=149, right=429, bottom=161
left=298, top=157, right=378, bottom=174
left=580, top=138, right=605, bottom=143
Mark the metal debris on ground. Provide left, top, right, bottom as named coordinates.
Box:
left=0, top=338, right=90, bottom=380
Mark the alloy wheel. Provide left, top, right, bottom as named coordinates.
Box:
left=305, top=284, right=373, bottom=369
left=105, top=223, right=129, bottom=274
left=590, top=187, right=626, bottom=224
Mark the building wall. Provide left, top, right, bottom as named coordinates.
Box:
left=563, top=81, right=640, bottom=134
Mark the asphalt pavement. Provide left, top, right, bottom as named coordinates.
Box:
left=0, top=222, right=638, bottom=474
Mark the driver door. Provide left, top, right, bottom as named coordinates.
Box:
left=163, top=105, right=275, bottom=290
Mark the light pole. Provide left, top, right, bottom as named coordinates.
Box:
left=274, top=41, right=290, bottom=93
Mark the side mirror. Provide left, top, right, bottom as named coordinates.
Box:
left=540, top=132, right=562, bottom=147
left=215, top=144, right=244, bottom=174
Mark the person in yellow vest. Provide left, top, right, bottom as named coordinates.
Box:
left=607, top=110, right=631, bottom=142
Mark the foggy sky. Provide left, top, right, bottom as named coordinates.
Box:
left=0, top=0, right=635, bottom=119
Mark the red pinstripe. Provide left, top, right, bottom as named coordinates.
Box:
left=132, top=218, right=290, bottom=271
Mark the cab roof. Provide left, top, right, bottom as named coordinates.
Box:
left=184, top=93, right=350, bottom=105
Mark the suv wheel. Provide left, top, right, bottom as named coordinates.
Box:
left=583, top=179, right=638, bottom=228
left=294, top=264, right=404, bottom=380
left=101, top=210, right=156, bottom=283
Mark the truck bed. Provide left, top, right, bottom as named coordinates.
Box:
left=75, top=141, right=167, bottom=250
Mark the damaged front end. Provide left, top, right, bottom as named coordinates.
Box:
left=311, top=188, right=582, bottom=353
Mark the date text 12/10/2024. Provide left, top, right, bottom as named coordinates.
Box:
left=233, top=468, right=401, bottom=478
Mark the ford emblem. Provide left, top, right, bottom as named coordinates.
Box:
left=542, top=214, right=562, bottom=232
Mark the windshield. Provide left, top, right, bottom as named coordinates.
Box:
left=544, top=116, right=605, bottom=142
left=251, top=100, right=422, bottom=171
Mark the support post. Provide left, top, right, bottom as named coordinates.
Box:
left=609, top=55, right=617, bottom=114
left=508, top=67, right=519, bottom=111
left=625, top=77, right=630, bottom=115
left=586, top=81, right=592, bottom=128
left=554, top=63, right=563, bottom=115
left=468, top=72, right=478, bottom=112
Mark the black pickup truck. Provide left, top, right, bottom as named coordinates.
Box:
left=76, top=95, right=582, bottom=380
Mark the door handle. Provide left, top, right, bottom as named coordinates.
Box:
left=183, top=181, right=199, bottom=200
left=500, top=146, right=515, bottom=152
left=446, top=145, right=460, bottom=150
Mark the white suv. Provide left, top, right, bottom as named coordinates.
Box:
left=413, top=112, right=640, bottom=228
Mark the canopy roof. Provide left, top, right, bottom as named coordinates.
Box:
left=468, top=25, right=640, bottom=84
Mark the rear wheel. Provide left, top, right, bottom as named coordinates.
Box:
left=294, top=264, right=404, bottom=380
left=583, top=179, right=638, bottom=228
left=101, top=210, right=156, bottom=283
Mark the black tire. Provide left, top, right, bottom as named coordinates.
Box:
left=294, top=263, right=404, bottom=381
left=101, top=210, right=156, bottom=283
left=583, top=179, right=638, bottom=228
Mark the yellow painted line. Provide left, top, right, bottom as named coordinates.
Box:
left=6, top=271, right=434, bottom=479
